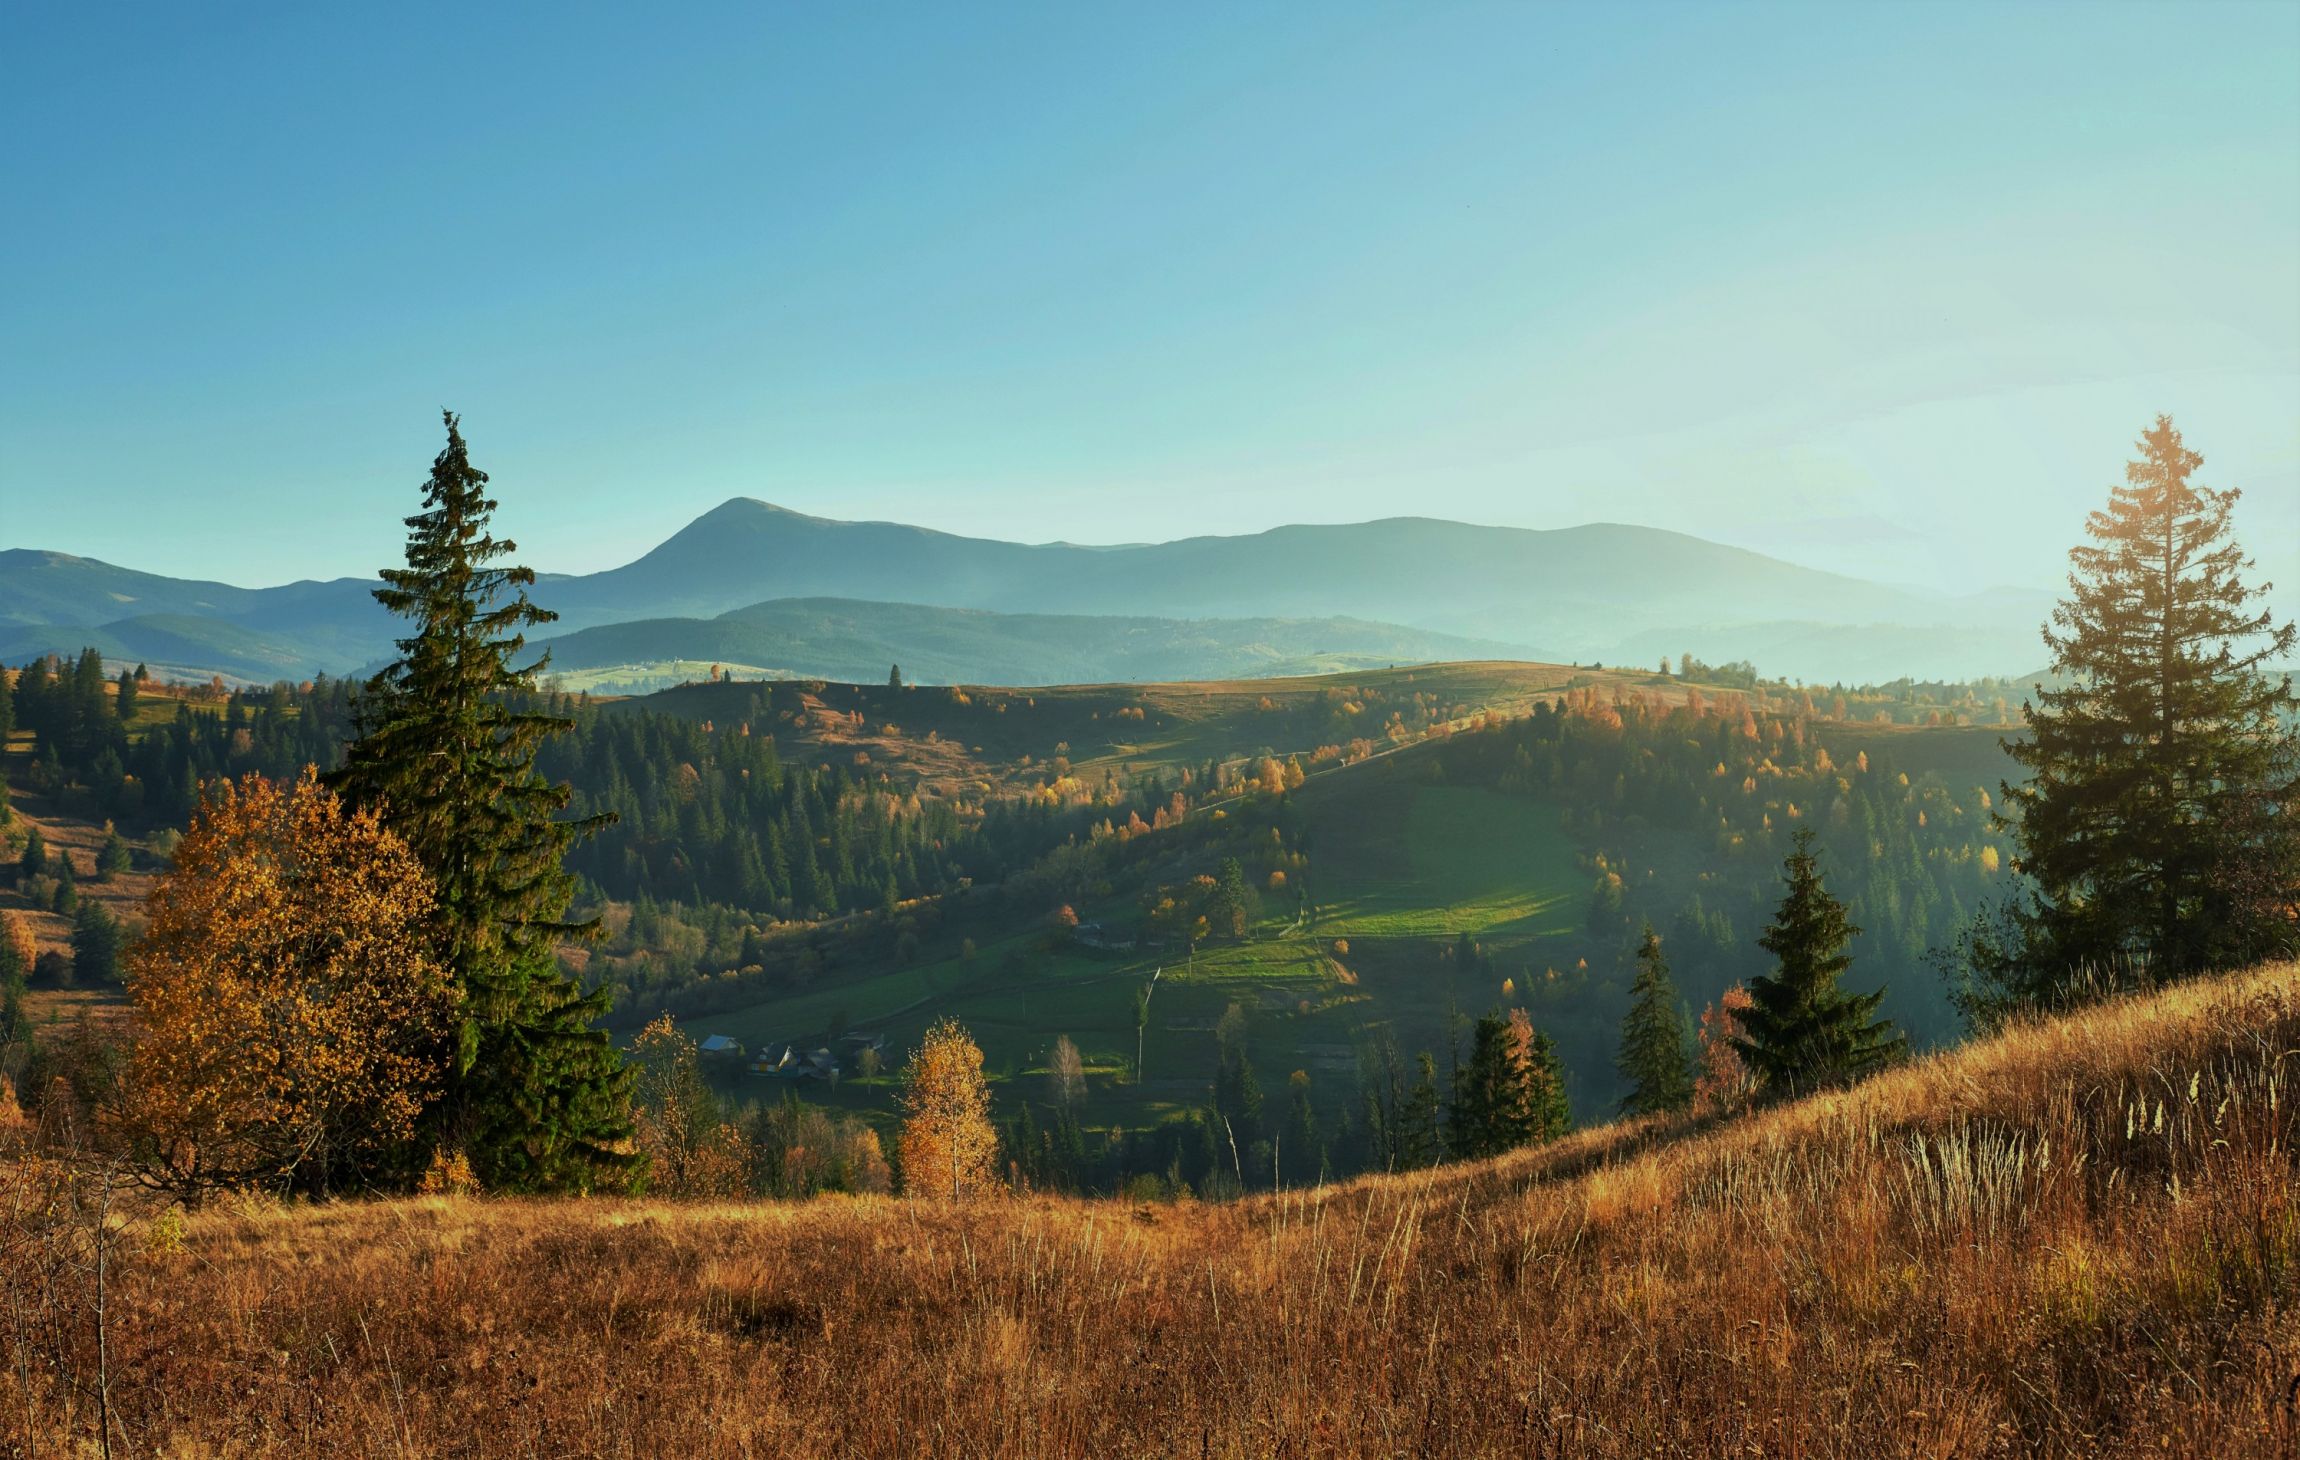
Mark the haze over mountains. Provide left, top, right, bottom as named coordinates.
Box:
left=0, top=499, right=2049, bottom=686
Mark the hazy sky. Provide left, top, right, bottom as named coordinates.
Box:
left=5, top=2, right=2296, bottom=603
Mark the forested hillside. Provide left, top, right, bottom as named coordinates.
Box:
left=2, top=641, right=2028, bottom=1196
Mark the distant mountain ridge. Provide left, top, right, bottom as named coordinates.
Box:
left=0, top=501, right=2052, bottom=683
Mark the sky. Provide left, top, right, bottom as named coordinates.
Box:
left=4, top=1, right=2296, bottom=604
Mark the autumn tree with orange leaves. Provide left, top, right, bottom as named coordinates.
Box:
left=629, top=1014, right=754, bottom=1198
left=118, top=769, right=458, bottom=1197
left=898, top=1018, right=998, bottom=1200
left=1691, top=986, right=1757, bottom=1118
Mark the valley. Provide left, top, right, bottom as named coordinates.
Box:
left=2, top=653, right=2022, bottom=1167
left=9, top=8, right=2296, bottom=1453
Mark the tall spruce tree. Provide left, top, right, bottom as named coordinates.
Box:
left=1212, top=1002, right=1265, bottom=1151
left=1968, top=417, right=2298, bottom=1015
left=1736, top=830, right=1902, bottom=1096
left=1616, top=924, right=1693, bottom=1115
left=1398, top=1052, right=1444, bottom=1169
left=1447, top=1008, right=1568, bottom=1159
left=1523, top=1022, right=1570, bottom=1144
left=331, top=411, right=633, bottom=1192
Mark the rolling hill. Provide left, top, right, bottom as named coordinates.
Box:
left=0, top=501, right=2051, bottom=684
left=24, top=960, right=2292, bottom=1455
left=532, top=596, right=1524, bottom=690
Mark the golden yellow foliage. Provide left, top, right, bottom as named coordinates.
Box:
left=0, top=910, right=33, bottom=979
left=118, top=768, right=458, bottom=1195
left=631, top=1014, right=755, bottom=1199
left=898, top=1017, right=998, bottom=1200
left=417, top=1147, right=480, bottom=1196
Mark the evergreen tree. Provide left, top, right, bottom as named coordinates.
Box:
left=1212, top=1002, right=1264, bottom=1151
left=116, top=668, right=139, bottom=723
left=1969, top=417, right=2298, bottom=1014
left=1448, top=1008, right=1567, bottom=1159
left=1525, top=1024, right=1571, bottom=1141
left=330, top=411, right=633, bottom=1192
left=69, top=900, right=123, bottom=986
left=1617, top=924, right=1694, bottom=1115
left=1736, top=831, right=1902, bottom=1096
left=888, top=664, right=903, bottom=689
left=12, top=659, right=46, bottom=752
left=18, top=825, right=45, bottom=880
left=1398, top=1051, right=1443, bottom=1169
left=1278, top=1070, right=1322, bottom=1186
left=1209, top=856, right=1256, bottom=940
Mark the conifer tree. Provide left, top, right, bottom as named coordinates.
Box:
left=1448, top=1008, right=1568, bottom=1159
left=1398, top=1051, right=1444, bottom=1169
left=1525, top=1021, right=1571, bottom=1142
left=1968, top=417, right=2298, bottom=1014
left=330, top=411, right=632, bottom=1192
left=1212, top=1002, right=1264, bottom=1149
left=1279, top=1070, right=1323, bottom=1186
left=69, top=901, right=123, bottom=986
left=1736, top=830, right=1902, bottom=1096
left=1617, top=924, right=1693, bottom=1115
left=1209, top=856, right=1256, bottom=940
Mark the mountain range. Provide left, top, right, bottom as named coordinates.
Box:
left=0, top=500, right=2051, bottom=685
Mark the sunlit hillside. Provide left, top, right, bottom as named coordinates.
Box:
left=8, top=960, right=2290, bottom=1457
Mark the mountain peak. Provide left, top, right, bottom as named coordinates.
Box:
left=694, top=497, right=821, bottom=524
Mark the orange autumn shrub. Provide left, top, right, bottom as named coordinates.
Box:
left=118, top=768, right=458, bottom=1195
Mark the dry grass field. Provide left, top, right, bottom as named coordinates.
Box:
left=5, top=961, right=2295, bottom=1458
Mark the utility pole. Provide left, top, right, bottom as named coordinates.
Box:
left=1135, top=966, right=1161, bottom=1085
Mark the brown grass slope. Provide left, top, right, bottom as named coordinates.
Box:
left=8, top=963, right=2298, bottom=1457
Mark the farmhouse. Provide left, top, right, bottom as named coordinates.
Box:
left=748, top=1041, right=844, bottom=1080
left=1072, top=920, right=1138, bottom=952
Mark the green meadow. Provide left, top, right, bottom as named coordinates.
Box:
left=683, top=779, right=1588, bottom=1132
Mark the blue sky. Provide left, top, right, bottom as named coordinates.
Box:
left=4, top=1, right=2295, bottom=602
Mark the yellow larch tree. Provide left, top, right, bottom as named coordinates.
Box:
left=898, top=1017, right=999, bottom=1200
left=119, top=768, right=459, bottom=1196
left=629, top=1013, right=754, bottom=1198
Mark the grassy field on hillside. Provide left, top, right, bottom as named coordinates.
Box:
left=1304, top=781, right=1582, bottom=938
left=659, top=777, right=1587, bottom=1131
left=9, top=961, right=2290, bottom=1456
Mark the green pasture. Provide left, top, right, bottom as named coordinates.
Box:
left=680, top=779, right=1590, bottom=1131
left=1304, top=783, right=1584, bottom=939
